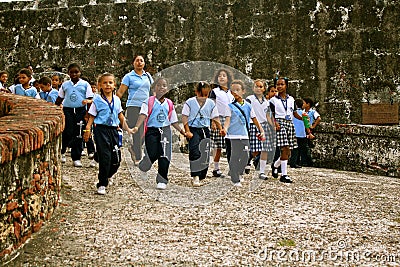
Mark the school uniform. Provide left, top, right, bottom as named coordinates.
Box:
left=225, top=101, right=255, bottom=183
left=182, top=97, right=219, bottom=180
left=138, top=97, right=178, bottom=185
left=121, top=70, right=153, bottom=162
left=269, top=94, right=298, bottom=149
left=14, top=84, right=40, bottom=99
left=209, top=87, right=234, bottom=149
left=246, top=94, right=275, bottom=152
left=59, top=78, right=94, bottom=161
left=39, top=89, right=59, bottom=103
left=290, top=109, right=309, bottom=167
left=88, top=94, right=123, bottom=188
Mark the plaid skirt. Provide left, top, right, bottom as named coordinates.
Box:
left=211, top=116, right=226, bottom=149
left=275, top=118, right=298, bottom=149
left=249, top=123, right=275, bottom=152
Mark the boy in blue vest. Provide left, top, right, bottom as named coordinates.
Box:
left=14, top=68, right=39, bottom=99
left=224, top=80, right=265, bottom=187
left=38, top=76, right=59, bottom=104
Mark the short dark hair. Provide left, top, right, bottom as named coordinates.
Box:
left=38, top=76, right=52, bottom=85
left=303, top=97, right=314, bottom=107
left=295, top=98, right=304, bottom=109
left=19, top=68, right=32, bottom=78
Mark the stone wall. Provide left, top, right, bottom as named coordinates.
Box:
left=312, top=122, right=400, bottom=177
left=0, top=93, right=64, bottom=257
left=0, top=0, right=399, bottom=124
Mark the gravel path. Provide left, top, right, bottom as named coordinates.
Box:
left=3, top=147, right=400, bottom=266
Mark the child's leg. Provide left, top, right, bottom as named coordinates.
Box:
left=126, top=106, right=143, bottom=161
left=229, top=139, right=249, bottom=183
left=280, top=146, right=291, bottom=176
left=86, top=137, right=96, bottom=155
left=70, top=107, right=86, bottom=161
left=259, top=151, right=268, bottom=174
left=139, top=128, right=160, bottom=172
left=61, top=108, right=74, bottom=154
left=156, top=128, right=172, bottom=184
left=188, top=128, right=202, bottom=177
left=94, top=126, right=114, bottom=188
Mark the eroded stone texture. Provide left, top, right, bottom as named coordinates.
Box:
left=0, top=0, right=399, bottom=124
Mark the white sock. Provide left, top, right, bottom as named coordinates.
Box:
left=274, top=158, right=281, bottom=168
left=214, top=162, right=219, bottom=170
left=281, top=160, right=288, bottom=176
left=259, top=160, right=267, bottom=174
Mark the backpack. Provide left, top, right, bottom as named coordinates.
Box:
left=144, top=96, right=174, bottom=135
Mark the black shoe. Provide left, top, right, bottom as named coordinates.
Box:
left=290, top=164, right=302, bottom=168
left=280, top=175, right=293, bottom=183
left=212, top=170, right=225, bottom=178
left=271, top=165, right=279, bottom=178
left=244, top=165, right=251, bottom=174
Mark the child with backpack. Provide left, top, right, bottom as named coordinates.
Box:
left=132, top=77, right=186, bottom=190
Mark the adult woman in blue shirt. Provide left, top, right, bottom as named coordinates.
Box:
left=116, top=55, right=153, bottom=164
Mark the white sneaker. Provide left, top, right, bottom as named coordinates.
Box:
left=156, top=183, right=167, bottom=190
left=73, top=160, right=82, bottom=167
left=81, top=150, right=87, bottom=156
left=89, top=160, right=96, bottom=168
left=192, top=176, right=201, bottom=187
left=108, top=178, right=114, bottom=186
left=88, top=153, right=95, bottom=159
left=61, top=154, right=66, bottom=163
left=97, top=186, right=106, bottom=195
left=233, top=182, right=242, bottom=187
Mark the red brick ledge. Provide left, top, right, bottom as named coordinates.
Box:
left=0, top=93, right=65, bottom=164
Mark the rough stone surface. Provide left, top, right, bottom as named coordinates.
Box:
left=0, top=0, right=399, bottom=123
left=2, top=147, right=400, bottom=266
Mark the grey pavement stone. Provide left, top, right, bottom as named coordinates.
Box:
left=2, top=148, right=400, bottom=266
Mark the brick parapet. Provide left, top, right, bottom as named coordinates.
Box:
left=0, top=93, right=64, bottom=258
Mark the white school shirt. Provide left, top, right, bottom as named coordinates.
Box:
left=209, top=87, right=234, bottom=117
left=269, top=94, right=295, bottom=120
left=246, top=94, right=270, bottom=124
left=182, top=97, right=219, bottom=128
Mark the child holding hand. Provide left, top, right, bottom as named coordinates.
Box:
left=83, top=73, right=134, bottom=195
left=182, top=82, right=225, bottom=187
left=132, top=78, right=186, bottom=190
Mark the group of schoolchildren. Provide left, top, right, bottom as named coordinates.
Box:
left=0, top=60, right=321, bottom=195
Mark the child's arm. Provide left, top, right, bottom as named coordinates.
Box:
left=83, top=115, right=95, bottom=142
left=171, top=122, right=187, bottom=137
left=251, top=117, right=265, bottom=139
left=118, top=112, right=135, bottom=134
left=223, top=116, right=231, bottom=133
left=310, top=117, right=321, bottom=130
left=293, top=110, right=302, bottom=120
left=131, top=114, right=147, bottom=134
left=212, top=117, right=226, bottom=137
left=181, top=114, right=193, bottom=139
left=55, top=96, right=64, bottom=106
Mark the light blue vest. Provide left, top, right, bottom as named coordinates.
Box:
left=227, top=102, right=252, bottom=136
left=185, top=97, right=216, bottom=128
left=93, top=94, right=122, bottom=127
left=39, top=89, right=59, bottom=103
left=293, top=109, right=306, bottom=138
left=61, top=79, right=91, bottom=108
left=14, top=84, right=37, bottom=98
left=147, top=100, right=172, bottom=128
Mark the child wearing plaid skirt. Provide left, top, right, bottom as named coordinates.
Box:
left=209, top=68, right=234, bottom=177
left=269, top=77, right=302, bottom=183
left=246, top=79, right=276, bottom=180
